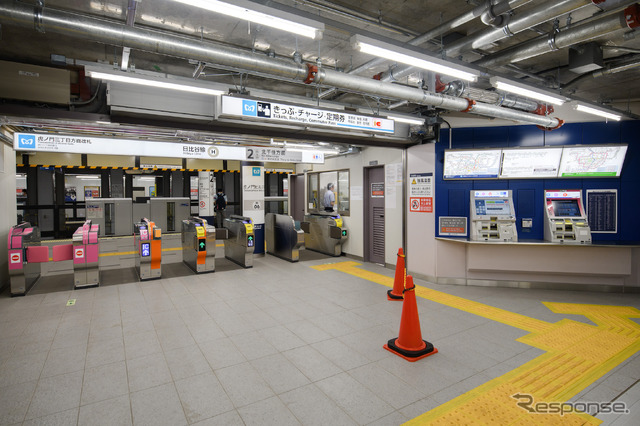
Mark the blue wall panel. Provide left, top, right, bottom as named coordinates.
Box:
left=435, top=121, right=639, bottom=242
left=508, top=125, right=544, bottom=147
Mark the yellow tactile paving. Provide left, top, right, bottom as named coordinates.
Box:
left=312, top=261, right=640, bottom=425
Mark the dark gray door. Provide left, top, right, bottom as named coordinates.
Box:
left=365, top=166, right=385, bottom=264
left=290, top=175, right=305, bottom=224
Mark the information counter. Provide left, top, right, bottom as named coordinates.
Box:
left=431, top=238, right=640, bottom=291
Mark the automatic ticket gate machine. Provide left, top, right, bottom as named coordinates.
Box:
left=134, top=218, right=162, bottom=280
left=223, top=215, right=255, bottom=268
left=301, top=212, right=348, bottom=256
left=265, top=213, right=304, bottom=262
left=8, top=223, right=43, bottom=296
left=72, top=220, right=100, bottom=289
left=470, top=190, right=518, bottom=242
left=182, top=217, right=216, bottom=273
left=544, top=190, right=592, bottom=244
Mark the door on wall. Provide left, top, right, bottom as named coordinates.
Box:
left=365, top=166, right=385, bottom=264
left=290, top=174, right=305, bottom=224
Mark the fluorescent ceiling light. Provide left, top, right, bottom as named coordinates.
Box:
left=75, top=175, right=101, bottom=179
left=574, top=104, right=622, bottom=121
left=490, top=77, right=566, bottom=106
left=352, top=35, right=479, bottom=82
left=287, top=148, right=339, bottom=155
left=172, top=0, right=324, bottom=39
left=88, top=71, right=225, bottom=96
left=386, top=114, right=424, bottom=125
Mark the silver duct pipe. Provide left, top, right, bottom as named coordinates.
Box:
left=481, top=0, right=520, bottom=27
left=313, top=68, right=561, bottom=127
left=0, top=1, right=562, bottom=128
left=319, top=0, right=532, bottom=98
left=445, top=0, right=596, bottom=56
left=378, top=0, right=594, bottom=83
left=440, top=80, right=540, bottom=111
left=476, top=6, right=637, bottom=68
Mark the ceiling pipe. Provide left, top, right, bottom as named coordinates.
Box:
left=476, top=3, right=640, bottom=68
left=0, top=0, right=563, bottom=129
left=481, top=0, right=518, bottom=27
left=437, top=78, right=541, bottom=111
left=319, top=0, right=532, bottom=98
left=379, top=0, right=602, bottom=84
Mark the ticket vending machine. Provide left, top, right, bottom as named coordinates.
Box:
left=134, top=218, right=162, bottom=280
left=72, top=220, right=100, bottom=289
left=301, top=212, right=348, bottom=256
left=223, top=215, right=255, bottom=268
left=182, top=217, right=216, bottom=273
left=265, top=213, right=304, bottom=262
left=544, top=190, right=592, bottom=244
left=470, top=190, right=518, bottom=242
left=8, top=223, right=43, bottom=296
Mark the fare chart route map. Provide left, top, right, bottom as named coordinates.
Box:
left=500, top=148, right=562, bottom=178
left=444, top=150, right=501, bottom=179
left=559, top=145, right=627, bottom=177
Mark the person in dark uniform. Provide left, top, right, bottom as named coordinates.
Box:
left=213, top=188, right=227, bottom=228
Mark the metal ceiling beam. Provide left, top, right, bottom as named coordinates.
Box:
left=0, top=0, right=562, bottom=128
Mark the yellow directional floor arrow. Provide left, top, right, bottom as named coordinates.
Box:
left=312, top=261, right=640, bottom=425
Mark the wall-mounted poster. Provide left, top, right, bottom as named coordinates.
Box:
left=444, top=149, right=502, bottom=179
left=84, top=186, right=100, bottom=199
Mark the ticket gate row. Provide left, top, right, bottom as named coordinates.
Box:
left=182, top=217, right=216, bottom=273
left=8, top=220, right=101, bottom=296
left=301, top=212, right=348, bottom=257
left=265, top=213, right=304, bottom=262
left=134, top=218, right=162, bottom=280
left=224, top=215, right=255, bottom=268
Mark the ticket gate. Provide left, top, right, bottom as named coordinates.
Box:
left=72, top=220, right=100, bottom=288
left=134, top=218, right=162, bottom=280
left=182, top=217, right=216, bottom=273
left=87, top=198, right=133, bottom=237
left=223, top=215, right=255, bottom=268
left=301, top=212, right=348, bottom=256
left=265, top=213, right=304, bottom=262
left=149, top=197, right=190, bottom=233
left=8, top=223, right=43, bottom=296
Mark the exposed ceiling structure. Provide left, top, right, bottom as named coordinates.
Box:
left=1, top=0, right=639, bottom=152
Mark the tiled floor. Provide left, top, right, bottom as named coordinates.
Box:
left=1, top=251, right=640, bottom=425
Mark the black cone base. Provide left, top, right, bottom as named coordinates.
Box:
left=386, top=337, right=436, bottom=359
left=387, top=289, right=403, bottom=300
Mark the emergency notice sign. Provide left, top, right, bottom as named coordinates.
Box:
left=409, top=172, right=433, bottom=213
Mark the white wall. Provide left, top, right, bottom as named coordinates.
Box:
left=1, top=144, right=18, bottom=290
left=406, top=143, right=437, bottom=280
left=298, top=146, right=404, bottom=265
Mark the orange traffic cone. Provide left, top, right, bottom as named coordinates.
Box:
left=384, top=275, right=437, bottom=362
left=387, top=248, right=405, bottom=301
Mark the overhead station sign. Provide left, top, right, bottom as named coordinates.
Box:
left=14, top=133, right=324, bottom=164
left=221, top=96, right=395, bottom=134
